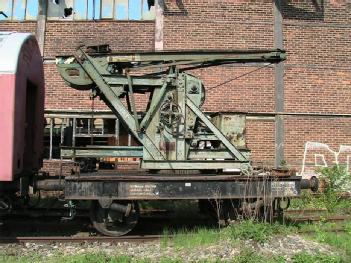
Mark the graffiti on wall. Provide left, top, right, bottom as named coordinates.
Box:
left=299, top=141, right=351, bottom=179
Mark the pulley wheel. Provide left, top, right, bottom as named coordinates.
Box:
left=160, top=101, right=182, bottom=127
left=90, top=200, right=139, bottom=236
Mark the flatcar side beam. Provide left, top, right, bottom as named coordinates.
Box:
left=64, top=176, right=302, bottom=201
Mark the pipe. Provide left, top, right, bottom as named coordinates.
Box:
left=35, top=179, right=64, bottom=191
left=300, top=177, right=319, bottom=192
left=110, top=202, right=132, bottom=216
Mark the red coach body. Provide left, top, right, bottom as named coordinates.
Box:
left=0, top=32, right=44, bottom=182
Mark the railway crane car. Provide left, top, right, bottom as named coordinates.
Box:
left=0, top=33, right=318, bottom=236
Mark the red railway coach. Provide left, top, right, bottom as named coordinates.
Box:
left=0, top=32, right=44, bottom=188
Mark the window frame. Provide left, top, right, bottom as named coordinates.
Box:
left=0, top=0, right=155, bottom=22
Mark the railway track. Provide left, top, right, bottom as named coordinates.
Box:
left=284, top=209, right=351, bottom=223
left=0, top=235, right=163, bottom=244
left=1, top=208, right=350, bottom=244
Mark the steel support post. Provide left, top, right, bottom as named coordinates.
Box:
left=274, top=0, right=285, bottom=168
left=36, top=0, right=47, bottom=56
left=155, top=0, right=165, bottom=51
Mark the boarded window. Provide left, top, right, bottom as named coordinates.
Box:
left=101, top=0, right=114, bottom=19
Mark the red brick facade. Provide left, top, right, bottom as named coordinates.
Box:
left=1, top=0, right=350, bottom=171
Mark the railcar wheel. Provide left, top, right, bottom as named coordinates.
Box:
left=90, top=200, right=139, bottom=236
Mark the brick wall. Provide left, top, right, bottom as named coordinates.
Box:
left=281, top=0, right=351, bottom=172
left=1, top=1, right=351, bottom=170
left=0, top=22, right=37, bottom=34
left=44, top=21, right=155, bottom=58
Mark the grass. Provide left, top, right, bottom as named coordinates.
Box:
left=291, top=252, right=343, bottom=263
left=229, top=219, right=289, bottom=244
left=301, top=220, right=351, bottom=262
left=231, top=249, right=285, bottom=263
left=290, top=190, right=351, bottom=215
left=0, top=253, right=185, bottom=263
left=1, top=250, right=344, bottom=263
left=164, top=227, right=224, bottom=249
left=160, top=219, right=291, bottom=251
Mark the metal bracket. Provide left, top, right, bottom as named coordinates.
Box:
left=62, top=200, right=76, bottom=221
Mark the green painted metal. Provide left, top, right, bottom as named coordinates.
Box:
left=61, top=146, right=249, bottom=160
left=56, top=46, right=285, bottom=172
left=211, top=114, right=246, bottom=148
left=61, top=146, right=143, bottom=158
left=104, top=49, right=286, bottom=63
left=139, top=79, right=169, bottom=130
left=126, top=73, right=140, bottom=131
left=186, top=98, right=246, bottom=161
left=141, top=160, right=250, bottom=170
left=72, top=48, right=165, bottom=160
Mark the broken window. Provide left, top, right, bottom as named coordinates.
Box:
left=47, top=0, right=74, bottom=20
left=0, top=0, right=38, bottom=21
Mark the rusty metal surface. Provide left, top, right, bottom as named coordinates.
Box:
left=211, top=113, right=246, bottom=148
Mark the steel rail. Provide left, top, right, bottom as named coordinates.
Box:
left=0, top=235, right=163, bottom=244
left=284, top=209, right=351, bottom=223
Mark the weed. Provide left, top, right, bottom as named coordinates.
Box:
left=233, top=249, right=284, bottom=263
left=290, top=165, right=351, bottom=214
left=171, top=227, right=223, bottom=249
left=300, top=220, right=351, bottom=262
left=0, top=253, right=44, bottom=263
left=229, top=219, right=288, bottom=244
left=290, top=190, right=326, bottom=210
left=292, top=252, right=343, bottom=263
left=317, top=166, right=351, bottom=213
left=49, top=253, right=134, bottom=263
